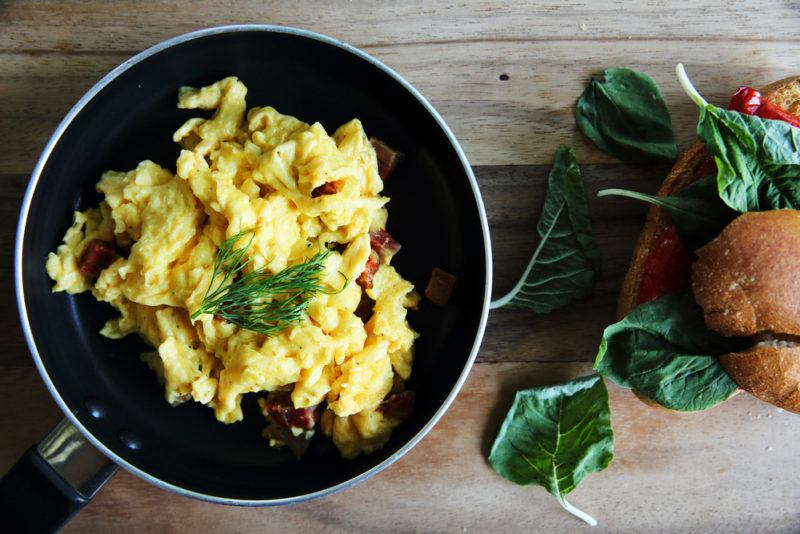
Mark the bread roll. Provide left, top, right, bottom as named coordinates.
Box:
left=616, top=76, right=800, bottom=413
left=720, top=343, right=800, bottom=414
left=692, top=211, right=800, bottom=337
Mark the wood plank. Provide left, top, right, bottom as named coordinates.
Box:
left=1, top=0, right=799, bottom=54
left=482, top=163, right=665, bottom=362
left=0, top=367, right=63, bottom=475
left=4, top=41, right=800, bottom=173
left=0, top=175, right=31, bottom=366
left=38, top=362, right=796, bottom=533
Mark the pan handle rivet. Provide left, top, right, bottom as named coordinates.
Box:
left=118, top=430, right=142, bottom=450
left=84, top=396, right=107, bottom=419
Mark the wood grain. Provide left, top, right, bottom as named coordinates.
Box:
left=6, top=16, right=800, bottom=172
left=55, top=363, right=799, bottom=533
left=2, top=0, right=799, bottom=53
left=2, top=1, right=800, bottom=532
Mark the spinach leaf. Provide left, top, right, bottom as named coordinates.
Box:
left=598, top=175, right=736, bottom=248
left=677, top=64, right=800, bottom=212
left=595, top=289, right=741, bottom=411
left=490, top=146, right=599, bottom=312
left=489, top=374, right=613, bottom=526
left=576, top=67, right=677, bottom=163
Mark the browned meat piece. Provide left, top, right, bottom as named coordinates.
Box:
left=370, top=138, right=403, bottom=179
left=390, top=373, right=406, bottom=394
left=329, top=242, right=348, bottom=254
left=262, top=423, right=313, bottom=459
left=369, top=229, right=401, bottom=260
left=78, top=239, right=116, bottom=278
left=381, top=390, right=415, bottom=421
left=354, top=293, right=375, bottom=323
left=424, top=267, right=457, bottom=305
left=356, top=250, right=380, bottom=290
left=261, top=392, right=320, bottom=431
left=311, top=181, right=338, bottom=197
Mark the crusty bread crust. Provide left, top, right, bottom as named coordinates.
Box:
left=616, top=75, right=800, bottom=320
left=693, top=210, right=800, bottom=337
left=615, top=75, right=800, bottom=412
left=721, top=345, right=800, bottom=414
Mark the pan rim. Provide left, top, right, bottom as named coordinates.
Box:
left=14, top=24, right=492, bottom=505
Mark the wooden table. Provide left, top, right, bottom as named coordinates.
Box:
left=2, top=1, right=799, bottom=531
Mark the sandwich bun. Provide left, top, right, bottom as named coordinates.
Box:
left=692, top=210, right=800, bottom=338
left=720, top=342, right=800, bottom=414
left=617, top=75, right=800, bottom=412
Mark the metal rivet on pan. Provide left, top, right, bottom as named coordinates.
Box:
left=118, top=430, right=142, bottom=450
left=83, top=396, right=107, bottom=419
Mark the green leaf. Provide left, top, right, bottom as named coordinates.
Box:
left=490, top=146, right=599, bottom=312
left=594, top=289, right=742, bottom=411
left=489, top=374, right=613, bottom=526
left=576, top=67, right=677, bottom=163
left=677, top=65, right=800, bottom=212
left=598, top=175, right=736, bottom=248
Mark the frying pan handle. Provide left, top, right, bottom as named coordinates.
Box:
left=0, top=419, right=118, bottom=533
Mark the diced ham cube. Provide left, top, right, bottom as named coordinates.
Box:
left=261, top=392, right=320, bottom=431
left=424, top=267, right=457, bottom=306
left=370, top=138, right=403, bottom=180
left=356, top=250, right=380, bottom=290
left=381, top=390, right=415, bottom=421
left=78, top=239, right=116, bottom=278
left=369, top=229, right=401, bottom=260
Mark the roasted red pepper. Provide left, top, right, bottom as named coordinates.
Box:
left=636, top=223, right=693, bottom=305
left=753, top=100, right=800, bottom=128
left=728, top=86, right=762, bottom=115
left=728, top=86, right=800, bottom=128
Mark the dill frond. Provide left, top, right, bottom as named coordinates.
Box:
left=190, top=230, right=347, bottom=336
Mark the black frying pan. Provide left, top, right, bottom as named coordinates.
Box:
left=4, top=25, right=491, bottom=532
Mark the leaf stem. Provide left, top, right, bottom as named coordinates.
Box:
left=597, top=188, right=655, bottom=202
left=489, top=202, right=566, bottom=309
left=557, top=494, right=598, bottom=527
left=675, top=63, right=707, bottom=108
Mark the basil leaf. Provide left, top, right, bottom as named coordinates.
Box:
left=677, top=64, right=800, bottom=212
left=595, top=289, right=741, bottom=411
left=576, top=67, right=677, bottom=163
left=489, top=374, right=613, bottom=526
left=598, top=175, right=736, bottom=248
left=490, top=146, right=599, bottom=312
left=699, top=106, right=800, bottom=211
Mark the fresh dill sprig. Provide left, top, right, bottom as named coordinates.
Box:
left=190, top=230, right=347, bottom=336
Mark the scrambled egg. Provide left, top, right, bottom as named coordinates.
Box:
left=46, top=77, right=419, bottom=459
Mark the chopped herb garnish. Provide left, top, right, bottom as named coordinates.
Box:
left=191, top=230, right=347, bottom=336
